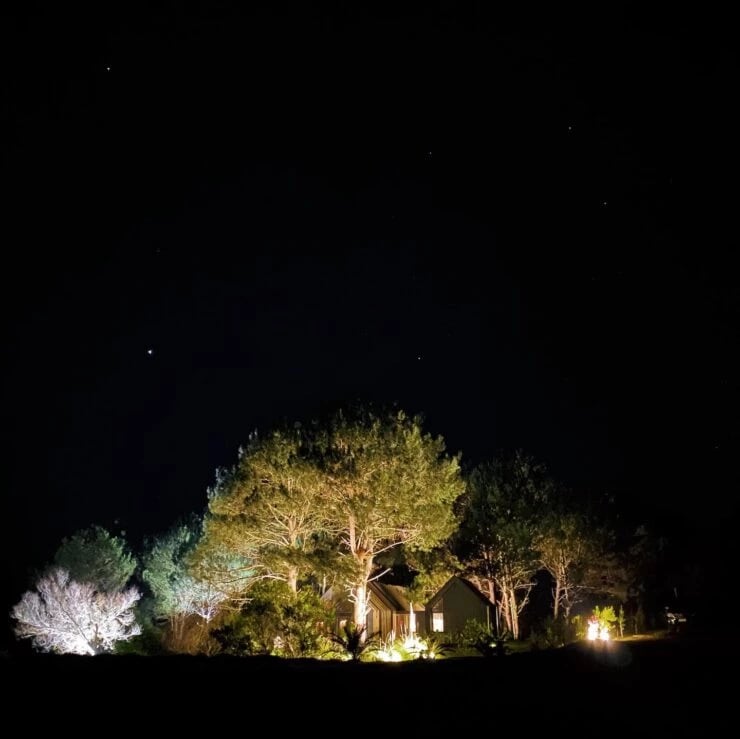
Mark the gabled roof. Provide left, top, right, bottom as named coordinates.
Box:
left=372, top=583, right=424, bottom=612
left=426, top=575, right=493, bottom=609
left=320, top=582, right=420, bottom=613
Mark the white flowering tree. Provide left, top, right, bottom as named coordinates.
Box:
left=12, top=569, right=141, bottom=655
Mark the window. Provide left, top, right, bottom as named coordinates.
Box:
left=432, top=613, right=444, bottom=632
left=432, top=597, right=444, bottom=632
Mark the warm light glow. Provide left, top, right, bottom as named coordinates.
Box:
left=376, top=647, right=403, bottom=662
left=587, top=619, right=611, bottom=641
left=403, top=634, right=424, bottom=654
left=375, top=633, right=434, bottom=662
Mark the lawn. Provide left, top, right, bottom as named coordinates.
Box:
left=2, top=636, right=731, bottom=733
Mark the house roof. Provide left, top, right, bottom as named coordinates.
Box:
left=372, top=583, right=424, bottom=612
left=426, top=576, right=493, bottom=609
left=320, top=582, right=421, bottom=613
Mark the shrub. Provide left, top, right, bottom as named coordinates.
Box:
left=529, top=616, right=577, bottom=650
left=212, top=581, right=333, bottom=657
left=457, top=618, right=508, bottom=657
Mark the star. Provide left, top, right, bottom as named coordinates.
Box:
left=106, top=66, right=111, bottom=72
left=417, top=355, right=422, bottom=361
left=567, top=125, right=573, bottom=131
left=147, top=349, right=153, bottom=356
left=601, top=200, right=608, bottom=206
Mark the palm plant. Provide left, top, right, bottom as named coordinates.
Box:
left=330, top=622, right=380, bottom=661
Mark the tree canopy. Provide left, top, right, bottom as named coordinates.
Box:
left=13, top=569, right=141, bottom=655
left=315, top=408, right=464, bottom=631
left=53, top=526, right=136, bottom=593
left=456, top=451, right=553, bottom=639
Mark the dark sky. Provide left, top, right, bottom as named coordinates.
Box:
left=2, top=2, right=737, bottom=605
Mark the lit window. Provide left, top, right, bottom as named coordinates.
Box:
left=432, top=613, right=444, bottom=632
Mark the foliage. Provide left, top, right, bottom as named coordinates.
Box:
left=457, top=618, right=509, bottom=657
left=405, top=547, right=459, bottom=607
left=12, top=569, right=141, bottom=654
left=419, top=632, right=452, bottom=659
left=592, top=605, right=618, bottom=636
left=372, top=632, right=452, bottom=662
left=329, top=622, right=381, bottom=661
left=142, top=522, right=199, bottom=620
left=114, top=620, right=167, bottom=655
left=571, top=614, right=586, bottom=640
left=212, top=581, right=333, bottom=657
left=53, top=526, right=136, bottom=593
left=535, top=511, right=605, bottom=619
left=205, top=428, right=331, bottom=592
left=315, top=408, right=464, bottom=631
left=455, top=451, right=553, bottom=639
left=141, top=521, right=246, bottom=653
left=529, top=616, right=577, bottom=650
left=142, top=521, right=240, bottom=622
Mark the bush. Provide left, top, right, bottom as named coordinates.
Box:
left=457, top=618, right=508, bottom=657
left=212, top=581, right=333, bottom=657
left=529, top=616, right=576, bottom=650
left=115, top=621, right=167, bottom=656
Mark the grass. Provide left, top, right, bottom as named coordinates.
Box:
left=2, top=635, right=730, bottom=734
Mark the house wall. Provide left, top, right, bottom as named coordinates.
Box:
left=327, top=585, right=422, bottom=639
left=425, top=578, right=491, bottom=635
left=390, top=611, right=426, bottom=636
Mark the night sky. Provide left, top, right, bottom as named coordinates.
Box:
left=2, top=3, right=737, bottom=612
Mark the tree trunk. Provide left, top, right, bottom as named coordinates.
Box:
left=508, top=587, right=519, bottom=640
left=353, top=582, right=367, bottom=634
left=485, top=579, right=498, bottom=633
left=553, top=578, right=561, bottom=620
left=500, top=588, right=512, bottom=634
left=287, top=566, right=298, bottom=594
left=351, top=554, right=375, bottom=640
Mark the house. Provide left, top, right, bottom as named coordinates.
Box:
left=323, top=582, right=427, bottom=639
left=424, top=576, right=494, bottom=635
left=324, top=575, right=496, bottom=639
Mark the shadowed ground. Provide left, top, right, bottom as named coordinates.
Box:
left=3, top=637, right=731, bottom=733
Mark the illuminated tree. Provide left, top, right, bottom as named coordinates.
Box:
left=203, top=429, right=330, bottom=593
left=536, top=511, right=601, bottom=619
left=456, top=452, right=552, bottom=639
left=315, top=409, right=464, bottom=636
left=142, top=522, right=235, bottom=650
left=12, top=568, right=141, bottom=655
left=53, top=525, right=136, bottom=592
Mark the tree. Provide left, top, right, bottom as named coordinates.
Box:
left=315, top=409, right=464, bottom=636
left=12, top=569, right=141, bottom=655
left=53, top=526, right=136, bottom=593
left=204, top=429, right=328, bottom=593
left=405, top=547, right=459, bottom=608
left=456, top=452, right=552, bottom=639
left=142, top=521, right=235, bottom=651
left=536, top=511, right=601, bottom=619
